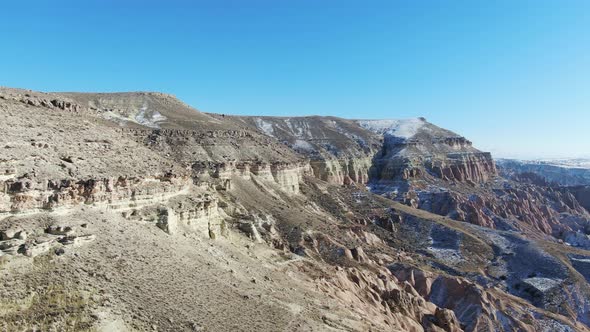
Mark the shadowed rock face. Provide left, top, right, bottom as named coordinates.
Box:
left=563, top=185, right=590, bottom=213
left=2, top=87, right=590, bottom=332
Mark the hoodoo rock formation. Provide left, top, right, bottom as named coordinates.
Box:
left=1, top=87, right=589, bottom=332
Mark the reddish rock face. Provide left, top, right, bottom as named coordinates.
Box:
left=316, top=265, right=465, bottom=332
left=426, top=153, right=497, bottom=183
left=370, top=132, right=497, bottom=185
left=416, top=185, right=589, bottom=235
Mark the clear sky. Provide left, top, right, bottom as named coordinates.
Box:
left=1, top=0, right=589, bottom=159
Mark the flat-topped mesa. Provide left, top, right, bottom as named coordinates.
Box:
left=233, top=115, right=497, bottom=186
left=360, top=118, right=497, bottom=184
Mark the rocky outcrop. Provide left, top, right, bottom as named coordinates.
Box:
left=0, top=90, right=83, bottom=113
left=426, top=153, right=496, bottom=183
left=390, top=265, right=578, bottom=332
left=193, top=160, right=312, bottom=193
left=197, top=154, right=371, bottom=189
left=317, top=266, right=463, bottom=332
left=0, top=173, right=191, bottom=218
left=563, top=185, right=590, bottom=213
left=124, top=194, right=226, bottom=239
left=0, top=220, right=95, bottom=258
left=310, top=157, right=372, bottom=185
left=249, top=161, right=311, bottom=193
left=416, top=185, right=589, bottom=235
left=370, top=137, right=497, bottom=184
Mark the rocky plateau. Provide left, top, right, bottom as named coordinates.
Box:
left=1, top=86, right=590, bottom=331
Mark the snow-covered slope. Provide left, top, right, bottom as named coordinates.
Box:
left=498, top=158, right=590, bottom=186
left=357, top=118, right=426, bottom=139
left=530, top=159, right=590, bottom=169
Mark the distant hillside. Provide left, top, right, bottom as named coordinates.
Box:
left=497, top=158, right=590, bottom=186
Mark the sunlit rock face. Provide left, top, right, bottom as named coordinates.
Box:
left=234, top=116, right=498, bottom=187
left=3, top=87, right=590, bottom=332
left=309, top=157, right=372, bottom=185
left=363, top=119, right=497, bottom=184
left=1, top=174, right=192, bottom=218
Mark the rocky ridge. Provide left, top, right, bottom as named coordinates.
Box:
left=1, top=87, right=589, bottom=331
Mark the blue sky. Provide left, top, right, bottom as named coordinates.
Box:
left=1, top=0, right=589, bottom=159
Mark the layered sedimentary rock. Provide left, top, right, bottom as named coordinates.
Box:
left=426, top=152, right=496, bottom=183
left=232, top=116, right=382, bottom=186
left=125, top=194, right=225, bottom=239
left=227, top=116, right=498, bottom=188
left=415, top=185, right=588, bottom=235
left=365, top=121, right=497, bottom=184
left=0, top=173, right=191, bottom=218
left=309, top=157, right=372, bottom=185
left=193, top=160, right=312, bottom=193
left=3, top=87, right=590, bottom=331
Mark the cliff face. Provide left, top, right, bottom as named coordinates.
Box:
left=233, top=116, right=498, bottom=187
left=426, top=152, right=496, bottom=183
left=229, top=116, right=383, bottom=185
left=1, top=174, right=191, bottom=216
left=193, top=160, right=312, bottom=194
left=309, top=157, right=373, bottom=185
left=562, top=185, right=590, bottom=213
left=415, top=185, right=589, bottom=234
left=363, top=120, right=497, bottom=184
left=2, top=87, right=590, bottom=332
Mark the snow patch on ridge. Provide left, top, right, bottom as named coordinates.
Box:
left=135, top=106, right=167, bottom=128
left=522, top=277, right=563, bottom=292
left=285, top=118, right=308, bottom=138
left=292, top=139, right=315, bottom=152
left=102, top=105, right=167, bottom=128
left=254, top=118, right=275, bottom=137
left=357, top=118, right=425, bottom=139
